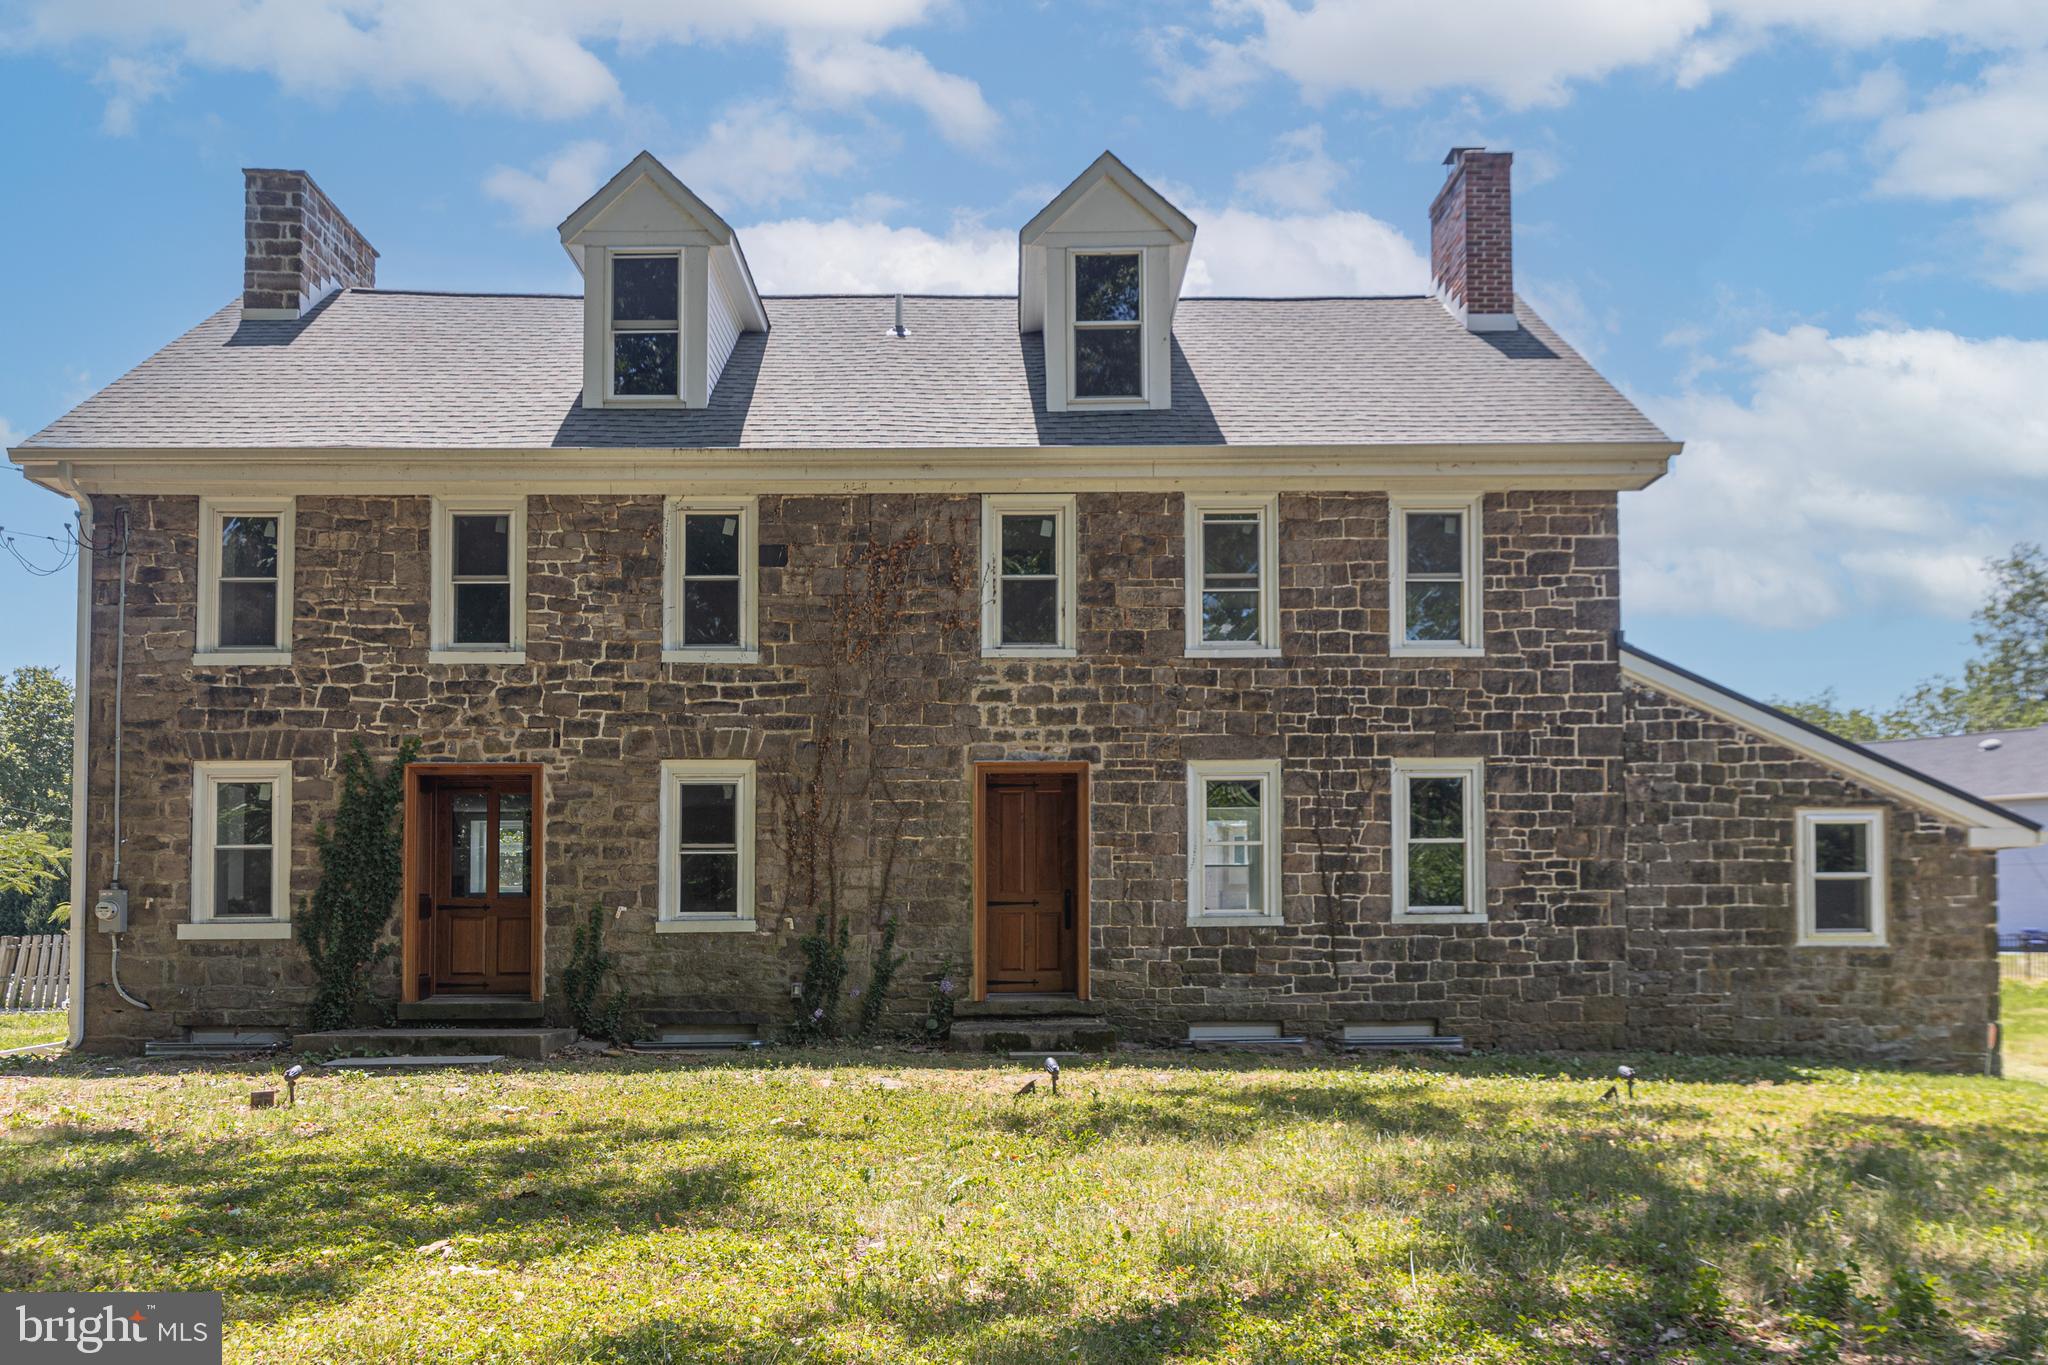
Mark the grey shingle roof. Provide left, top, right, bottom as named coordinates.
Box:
left=18, top=290, right=1671, bottom=451
left=1866, top=725, right=2048, bottom=800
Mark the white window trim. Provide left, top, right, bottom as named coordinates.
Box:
left=194, top=497, right=294, bottom=666
left=1186, top=758, right=1285, bottom=927
left=981, top=493, right=1079, bottom=658
left=429, top=496, right=527, bottom=664
left=1068, top=249, right=1148, bottom=409
left=605, top=249, right=685, bottom=407
left=1794, top=808, right=1889, bottom=947
left=1391, top=756, right=1487, bottom=924
left=182, top=759, right=293, bottom=939
left=656, top=759, right=758, bottom=933
left=663, top=495, right=760, bottom=664
left=1389, top=494, right=1485, bottom=658
left=1184, top=494, right=1280, bottom=657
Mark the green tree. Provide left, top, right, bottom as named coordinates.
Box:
left=0, top=668, right=74, bottom=934
left=1778, top=544, right=2048, bottom=742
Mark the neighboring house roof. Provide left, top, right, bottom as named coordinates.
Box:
left=1621, top=642, right=2043, bottom=849
left=16, top=289, right=1673, bottom=453
left=1865, top=725, right=2048, bottom=803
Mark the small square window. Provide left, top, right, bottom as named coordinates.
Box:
left=196, top=499, right=294, bottom=661
left=982, top=495, right=1077, bottom=656
left=431, top=499, right=526, bottom=661
left=664, top=498, right=758, bottom=662
left=1796, top=811, right=1887, bottom=946
left=1392, top=757, right=1486, bottom=922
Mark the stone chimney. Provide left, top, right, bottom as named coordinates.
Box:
left=241, top=168, right=377, bottom=319
left=1428, top=147, right=1515, bottom=333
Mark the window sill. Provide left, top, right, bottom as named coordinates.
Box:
left=1068, top=397, right=1149, bottom=410
left=1390, top=644, right=1486, bottom=659
left=1796, top=934, right=1888, bottom=949
left=193, top=650, right=292, bottom=667
left=1187, top=913, right=1285, bottom=929
left=1185, top=646, right=1281, bottom=660
left=1392, top=911, right=1489, bottom=926
left=655, top=917, right=759, bottom=935
left=178, top=921, right=292, bottom=941
left=662, top=648, right=762, bottom=665
left=599, top=395, right=690, bottom=409
left=982, top=646, right=1079, bottom=660
left=428, top=649, right=527, bottom=665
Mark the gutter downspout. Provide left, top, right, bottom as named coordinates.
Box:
left=46, top=462, right=92, bottom=1052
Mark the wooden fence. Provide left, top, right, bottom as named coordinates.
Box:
left=0, top=934, right=68, bottom=1010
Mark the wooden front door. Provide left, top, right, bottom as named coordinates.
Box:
left=979, top=769, right=1082, bottom=994
left=423, top=775, right=535, bottom=996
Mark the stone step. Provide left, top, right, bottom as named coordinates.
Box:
left=294, top=1027, right=573, bottom=1061
left=947, top=1016, right=1117, bottom=1054
left=955, top=994, right=1107, bottom=1020
left=396, top=997, right=545, bottom=1023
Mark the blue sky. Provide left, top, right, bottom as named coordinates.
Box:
left=3, top=2, right=2046, bottom=711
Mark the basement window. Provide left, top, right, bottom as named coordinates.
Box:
left=982, top=494, right=1078, bottom=656
left=610, top=253, right=681, bottom=399
left=1392, top=756, right=1486, bottom=923
left=1390, top=496, right=1484, bottom=656
left=195, top=498, right=294, bottom=664
left=1071, top=251, right=1144, bottom=402
left=664, top=497, right=759, bottom=663
left=657, top=760, right=757, bottom=933
left=1795, top=810, right=1887, bottom=946
left=1185, top=495, right=1278, bottom=655
left=181, top=760, right=293, bottom=940
left=1187, top=758, right=1284, bottom=926
left=430, top=498, right=526, bottom=663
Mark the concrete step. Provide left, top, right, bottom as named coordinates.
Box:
left=955, top=994, right=1106, bottom=1020
left=396, top=997, right=545, bottom=1023
left=294, top=1027, right=573, bottom=1061
left=947, top=1015, right=1117, bottom=1054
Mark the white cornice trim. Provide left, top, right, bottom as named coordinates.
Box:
left=11, top=440, right=1681, bottom=497
left=1622, top=646, right=2043, bottom=850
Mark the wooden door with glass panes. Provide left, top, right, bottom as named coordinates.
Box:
left=427, top=777, right=534, bottom=994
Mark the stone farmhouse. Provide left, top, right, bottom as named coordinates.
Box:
left=10, top=148, right=2040, bottom=1068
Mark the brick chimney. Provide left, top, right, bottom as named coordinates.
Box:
left=1428, top=147, right=1515, bottom=333
left=241, top=168, right=377, bottom=319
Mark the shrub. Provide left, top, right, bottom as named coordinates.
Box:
left=561, top=904, right=627, bottom=1044
left=299, top=739, right=419, bottom=1031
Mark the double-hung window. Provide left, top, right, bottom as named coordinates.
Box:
left=1390, top=496, right=1484, bottom=655
left=1187, top=759, right=1283, bottom=925
left=1795, top=810, right=1887, bottom=946
left=184, top=760, right=292, bottom=939
left=657, top=760, right=756, bottom=932
left=1072, top=251, right=1143, bottom=401
left=610, top=253, right=681, bottom=400
left=663, top=497, right=758, bottom=663
left=196, top=498, right=294, bottom=664
left=1185, top=496, right=1278, bottom=655
left=982, top=494, right=1077, bottom=656
left=430, top=497, right=526, bottom=663
left=1392, top=757, right=1486, bottom=923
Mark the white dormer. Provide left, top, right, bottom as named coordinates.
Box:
left=1019, top=152, right=1196, bottom=413
left=558, top=151, right=768, bottom=410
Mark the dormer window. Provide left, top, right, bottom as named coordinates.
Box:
left=610, top=254, right=681, bottom=399
left=1073, top=252, right=1143, bottom=401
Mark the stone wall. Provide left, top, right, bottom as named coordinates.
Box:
left=1622, top=679, right=2000, bottom=1072
left=75, top=489, right=1632, bottom=1052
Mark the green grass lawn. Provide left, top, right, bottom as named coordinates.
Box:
left=2, top=1044, right=2044, bottom=1363
left=2007, top=977, right=2048, bottom=1084
left=0, top=1009, right=65, bottom=1052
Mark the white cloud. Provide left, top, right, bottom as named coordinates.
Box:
left=1627, top=324, right=2048, bottom=626
left=1813, top=62, right=1907, bottom=120
left=786, top=38, right=999, bottom=148
left=1234, top=124, right=1345, bottom=212
left=93, top=53, right=174, bottom=134
left=0, top=417, right=22, bottom=448
left=483, top=139, right=614, bottom=230
left=738, top=217, right=1014, bottom=293
left=1181, top=205, right=1429, bottom=296
left=1147, top=0, right=2048, bottom=111
left=11, top=0, right=954, bottom=125
left=669, top=102, right=857, bottom=210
